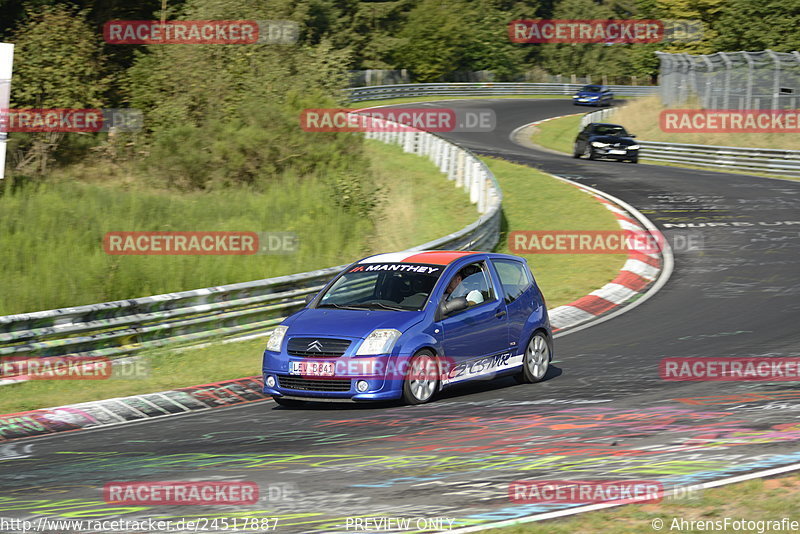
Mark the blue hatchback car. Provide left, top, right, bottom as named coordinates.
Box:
left=572, top=84, right=613, bottom=107
left=262, top=250, right=553, bottom=406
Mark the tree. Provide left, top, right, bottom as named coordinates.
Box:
left=8, top=4, right=110, bottom=173
left=392, top=0, right=525, bottom=82
left=713, top=0, right=800, bottom=53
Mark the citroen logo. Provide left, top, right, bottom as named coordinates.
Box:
left=307, top=340, right=324, bottom=352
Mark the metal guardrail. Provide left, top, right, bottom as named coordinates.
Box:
left=347, top=83, right=659, bottom=102
left=581, top=108, right=800, bottom=177
left=0, top=113, right=502, bottom=362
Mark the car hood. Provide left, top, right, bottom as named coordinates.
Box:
left=589, top=135, right=636, bottom=145
left=283, top=307, right=426, bottom=338
left=576, top=92, right=601, bottom=97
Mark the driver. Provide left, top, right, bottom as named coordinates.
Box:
left=444, top=268, right=485, bottom=306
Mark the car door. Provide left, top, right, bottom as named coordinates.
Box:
left=490, top=258, right=536, bottom=352
left=440, top=261, right=509, bottom=375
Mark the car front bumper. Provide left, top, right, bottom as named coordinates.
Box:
left=262, top=352, right=409, bottom=401
left=592, top=147, right=638, bottom=159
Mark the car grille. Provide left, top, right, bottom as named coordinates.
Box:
left=287, top=337, right=351, bottom=358
left=278, top=376, right=352, bottom=392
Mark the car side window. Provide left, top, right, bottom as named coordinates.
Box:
left=442, top=261, right=496, bottom=309
left=492, top=259, right=533, bottom=303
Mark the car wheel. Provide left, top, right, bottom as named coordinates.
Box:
left=572, top=145, right=582, bottom=158
left=584, top=144, right=597, bottom=160
left=402, top=350, right=439, bottom=405
left=515, top=332, right=551, bottom=384
left=628, top=157, right=638, bottom=164
left=272, top=396, right=306, bottom=408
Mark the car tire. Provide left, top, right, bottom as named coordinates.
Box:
left=572, top=146, right=582, bottom=158
left=402, top=350, right=439, bottom=405
left=628, top=157, right=638, bottom=164
left=515, top=331, right=552, bottom=384
left=584, top=144, right=597, bottom=160
left=272, top=396, right=306, bottom=408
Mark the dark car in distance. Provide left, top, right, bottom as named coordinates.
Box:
left=573, top=122, right=639, bottom=163
left=572, top=84, right=613, bottom=107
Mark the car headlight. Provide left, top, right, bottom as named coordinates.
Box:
left=627, top=145, right=640, bottom=150
left=356, top=329, right=402, bottom=355
left=591, top=141, right=609, bottom=147
left=266, top=325, right=288, bottom=352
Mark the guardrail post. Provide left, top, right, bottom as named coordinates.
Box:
left=455, top=150, right=465, bottom=186
left=402, top=131, right=413, bottom=153
left=477, top=170, right=487, bottom=213
left=469, top=161, right=480, bottom=203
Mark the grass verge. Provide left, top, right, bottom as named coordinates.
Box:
left=611, top=96, right=800, bottom=150
left=482, top=472, right=800, bottom=534
left=529, top=114, right=584, bottom=154
left=0, top=156, right=626, bottom=413
left=0, top=140, right=474, bottom=315
left=483, top=156, right=627, bottom=308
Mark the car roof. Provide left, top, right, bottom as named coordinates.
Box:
left=357, top=250, right=523, bottom=266
left=358, top=250, right=480, bottom=265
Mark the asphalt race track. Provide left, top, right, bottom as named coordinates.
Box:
left=1, top=99, right=799, bottom=533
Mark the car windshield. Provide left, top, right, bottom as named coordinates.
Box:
left=317, top=263, right=445, bottom=311
left=581, top=85, right=602, bottom=92
left=592, top=124, right=629, bottom=136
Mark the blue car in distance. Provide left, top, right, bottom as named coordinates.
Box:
left=262, top=250, right=553, bottom=406
left=572, top=84, right=613, bottom=107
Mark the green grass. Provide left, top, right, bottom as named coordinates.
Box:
left=483, top=473, right=800, bottom=534
left=0, top=156, right=626, bottom=414
left=529, top=114, right=584, bottom=155
left=483, top=156, right=626, bottom=308
left=0, top=140, right=474, bottom=315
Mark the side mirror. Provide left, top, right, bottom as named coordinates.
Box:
left=439, top=297, right=468, bottom=318
left=304, top=294, right=315, bottom=305
left=630, top=134, right=636, bottom=138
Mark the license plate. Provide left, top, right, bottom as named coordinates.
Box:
left=290, top=361, right=335, bottom=376
left=609, top=149, right=626, bottom=154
